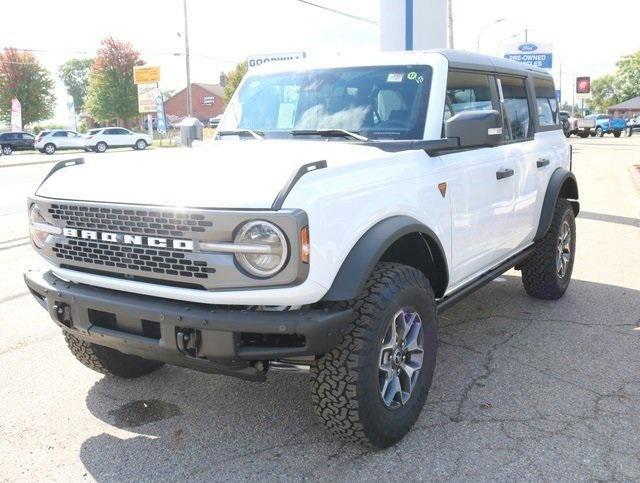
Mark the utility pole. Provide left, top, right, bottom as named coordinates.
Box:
left=447, top=0, right=454, bottom=48
left=183, top=0, right=193, bottom=118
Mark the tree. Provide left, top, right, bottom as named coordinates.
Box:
left=614, top=51, right=640, bottom=102
left=59, top=58, right=93, bottom=113
left=589, top=74, right=619, bottom=113
left=0, top=48, right=55, bottom=126
left=85, top=37, right=144, bottom=124
left=223, top=61, right=248, bottom=103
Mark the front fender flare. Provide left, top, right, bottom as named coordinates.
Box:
left=322, top=216, right=449, bottom=302
left=535, top=168, right=579, bottom=241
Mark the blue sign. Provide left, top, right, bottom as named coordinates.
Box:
left=518, top=43, right=539, bottom=52
left=505, top=52, right=553, bottom=69
left=155, top=92, right=167, bottom=135
left=505, top=42, right=553, bottom=69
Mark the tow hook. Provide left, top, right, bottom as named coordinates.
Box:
left=53, top=302, right=72, bottom=328
left=176, top=328, right=202, bottom=358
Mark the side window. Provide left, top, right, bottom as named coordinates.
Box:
left=497, top=76, right=531, bottom=141
left=53, top=131, right=68, bottom=137
left=534, top=77, right=559, bottom=127
left=114, top=128, right=129, bottom=135
left=103, top=128, right=117, bottom=135
left=444, top=71, right=494, bottom=124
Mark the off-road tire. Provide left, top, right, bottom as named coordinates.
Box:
left=613, top=131, right=621, bottom=138
left=310, top=262, right=438, bottom=448
left=64, top=332, right=164, bottom=378
left=521, top=198, right=576, bottom=299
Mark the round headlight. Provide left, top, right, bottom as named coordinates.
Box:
left=29, top=204, right=49, bottom=249
left=234, top=221, right=288, bottom=277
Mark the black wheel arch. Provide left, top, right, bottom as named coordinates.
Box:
left=322, top=216, right=449, bottom=301
left=535, top=168, right=579, bottom=241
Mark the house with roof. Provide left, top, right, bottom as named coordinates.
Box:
left=163, top=83, right=227, bottom=125
left=608, top=96, right=640, bottom=118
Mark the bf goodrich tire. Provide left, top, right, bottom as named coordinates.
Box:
left=64, top=332, right=164, bottom=378
left=521, top=198, right=576, bottom=300
left=310, top=262, right=438, bottom=448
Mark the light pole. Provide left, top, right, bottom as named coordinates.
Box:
left=182, top=0, right=193, bottom=118
left=496, top=33, right=519, bottom=56
left=476, top=17, right=505, bottom=53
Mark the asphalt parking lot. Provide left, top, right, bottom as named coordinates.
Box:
left=1, top=137, right=639, bottom=481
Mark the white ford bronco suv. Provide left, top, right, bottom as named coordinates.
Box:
left=25, top=50, right=578, bottom=448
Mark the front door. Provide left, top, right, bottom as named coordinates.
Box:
left=442, top=71, right=519, bottom=287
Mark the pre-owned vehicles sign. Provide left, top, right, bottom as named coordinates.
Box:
left=504, top=42, right=553, bottom=69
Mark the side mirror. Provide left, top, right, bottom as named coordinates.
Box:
left=445, top=110, right=503, bottom=148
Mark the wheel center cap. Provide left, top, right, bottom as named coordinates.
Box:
left=393, top=349, right=403, bottom=365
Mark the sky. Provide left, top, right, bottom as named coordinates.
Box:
left=2, top=0, right=639, bottom=124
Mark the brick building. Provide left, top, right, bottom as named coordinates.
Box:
left=164, top=83, right=227, bottom=124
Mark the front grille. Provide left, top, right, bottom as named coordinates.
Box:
left=52, top=239, right=215, bottom=279
left=48, top=203, right=213, bottom=238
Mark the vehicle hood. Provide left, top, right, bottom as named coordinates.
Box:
left=35, top=140, right=390, bottom=209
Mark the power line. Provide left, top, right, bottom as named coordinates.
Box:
left=296, top=0, right=377, bottom=25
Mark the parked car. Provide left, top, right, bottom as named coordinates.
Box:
left=35, top=130, right=86, bottom=154
left=209, top=115, right=223, bottom=128
left=566, top=116, right=596, bottom=138
left=587, top=114, right=626, bottom=137
left=0, top=131, right=36, bottom=155
left=25, top=50, right=579, bottom=448
left=626, top=116, right=640, bottom=136
left=559, top=111, right=570, bottom=137
left=84, top=127, right=152, bottom=153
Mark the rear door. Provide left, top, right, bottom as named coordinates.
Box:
left=101, top=128, right=119, bottom=146
left=531, top=76, right=566, bottom=231
left=494, top=74, right=538, bottom=249
left=52, top=131, right=70, bottom=148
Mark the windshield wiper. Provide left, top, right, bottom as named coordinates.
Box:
left=290, top=129, right=368, bottom=142
left=217, top=129, right=264, bottom=140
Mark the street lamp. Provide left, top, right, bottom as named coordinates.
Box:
left=182, top=0, right=192, bottom=118
left=476, top=17, right=506, bottom=53
left=496, top=33, right=520, bottom=56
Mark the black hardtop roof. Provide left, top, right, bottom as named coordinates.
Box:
left=430, top=49, right=551, bottom=78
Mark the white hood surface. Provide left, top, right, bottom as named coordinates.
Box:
left=36, top=140, right=388, bottom=209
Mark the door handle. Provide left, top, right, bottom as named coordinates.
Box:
left=536, top=158, right=550, bottom=168
left=496, top=168, right=514, bottom=180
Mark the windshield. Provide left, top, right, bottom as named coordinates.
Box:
left=220, top=65, right=432, bottom=140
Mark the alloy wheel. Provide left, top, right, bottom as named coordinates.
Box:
left=556, top=220, right=572, bottom=278
left=378, top=308, right=424, bottom=409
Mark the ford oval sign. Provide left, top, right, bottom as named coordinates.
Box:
left=518, top=43, right=538, bottom=52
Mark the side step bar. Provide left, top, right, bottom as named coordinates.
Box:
left=436, top=246, right=535, bottom=314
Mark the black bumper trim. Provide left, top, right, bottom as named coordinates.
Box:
left=24, top=270, right=352, bottom=380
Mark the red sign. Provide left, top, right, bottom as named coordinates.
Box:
left=576, top=77, right=591, bottom=94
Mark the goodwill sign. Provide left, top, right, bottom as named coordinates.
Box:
left=504, top=43, right=553, bottom=69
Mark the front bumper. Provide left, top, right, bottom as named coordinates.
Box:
left=25, top=269, right=352, bottom=381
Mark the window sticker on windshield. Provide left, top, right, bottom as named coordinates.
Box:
left=277, top=103, right=296, bottom=129
left=407, top=71, right=424, bottom=84
left=387, top=73, right=404, bottom=83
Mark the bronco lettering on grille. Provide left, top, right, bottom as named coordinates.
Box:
left=62, top=228, right=194, bottom=251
